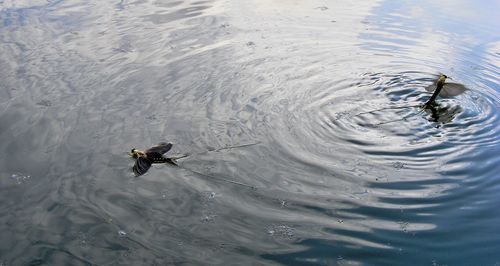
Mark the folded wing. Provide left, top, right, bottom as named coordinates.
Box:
left=133, top=157, right=152, bottom=176
left=146, top=142, right=173, bottom=155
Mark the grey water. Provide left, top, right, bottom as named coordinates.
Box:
left=1, top=0, right=499, bottom=265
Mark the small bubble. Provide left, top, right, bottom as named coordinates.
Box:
left=201, top=214, right=217, bottom=223
left=202, top=191, right=217, bottom=203
left=36, top=100, right=52, bottom=107
left=78, top=232, right=90, bottom=247
left=397, top=221, right=410, bottom=233
left=267, top=224, right=295, bottom=238
left=392, top=161, right=405, bottom=170
left=11, top=173, right=30, bottom=184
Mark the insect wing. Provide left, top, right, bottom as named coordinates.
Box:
left=425, top=84, right=436, bottom=92
left=133, top=157, right=152, bottom=176
left=146, top=142, right=173, bottom=155
left=424, top=74, right=442, bottom=92
left=440, top=83, right=467, bottom=97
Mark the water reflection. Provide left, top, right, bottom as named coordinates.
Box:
left=424, top=103, right=463, bottom=124
left=0, top=0, right=499, bottom=265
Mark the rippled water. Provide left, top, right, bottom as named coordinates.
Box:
left=1, top=0, right=499, bottom=265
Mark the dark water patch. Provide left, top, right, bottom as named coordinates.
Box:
left=1, top=0, right=499, bottom=265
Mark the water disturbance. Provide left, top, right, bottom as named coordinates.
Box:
left=0, top=0, right=499, bottom=265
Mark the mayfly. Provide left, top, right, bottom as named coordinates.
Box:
left=354, top=74, right=468, bottom=125
left=128, top=142, right=259, bottom=188
left=423, top=74, right=468, bottom=107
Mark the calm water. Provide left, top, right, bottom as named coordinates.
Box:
left=1, top=0, right=499, bottom=265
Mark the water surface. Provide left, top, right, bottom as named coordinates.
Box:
left=1, top=0, right=499, bottom=265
